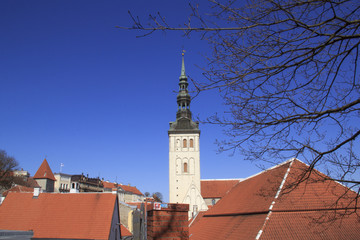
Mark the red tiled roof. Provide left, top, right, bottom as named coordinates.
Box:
left=27, top=177, right=40, bottom=188
left=273, top=160, right=359, bottom=211
left=121, top=224, right=132, bottom=237
left=201, top=179, right=240, bottom=198
left=103, top=181, right=118, bottom=189
left=102, top=181, right=143, bottom=196
left=0, top=192, right=118, bottom=239
left=119, top=184, right=143, bottom=196
left=33, top=159, right=56, bottom=181
left=261, top=210, right=360, bottom=240
left=190, top=214, right=267, bottom=239
left=190, top=159, right=360, bottom=240
left=2, top=185, right=34, bottom=197
left=206, top=162, right=290, bottom=216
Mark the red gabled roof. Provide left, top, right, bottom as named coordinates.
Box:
left=206, top=162, right=290, bottom=216
left=102, top=181, right=143, bottom=196
left=33, top=159, right=56, bottom=181
left=190, top=159, right=360, bottom=240
left=2, top=185, right=34, bottom=197
left=103, top=181, right=118, bottom=189
left=119, top=184, right=143, bottom=196
left=201, top=179, right=240, bottom=198
left=120, top=224, right=132, bottom=237
left=27, top=177, right=40, bottom=188
left=0, top=192, right=118, bottom=239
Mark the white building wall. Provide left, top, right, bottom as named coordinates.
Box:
left=169, top=132, right=207, bottom=218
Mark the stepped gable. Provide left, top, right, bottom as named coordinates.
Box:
left=33, top=159, right=56, bottom=181
left=190, top=159, right=360, bottom=240
left=0, top=192, right=119, bottom=239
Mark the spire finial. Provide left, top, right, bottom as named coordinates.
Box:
left=180, top=50, right=186, bottom=78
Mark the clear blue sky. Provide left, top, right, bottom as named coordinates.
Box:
left=0, top=0, right=260, bottom=201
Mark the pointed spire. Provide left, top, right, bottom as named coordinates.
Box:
left=180, top=50, right=186, bottom=79
left=169, top=51, right=200, bottom=132
left=33, top=158, right=56, bottom=181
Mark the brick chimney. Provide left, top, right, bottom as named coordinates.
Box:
left=147, top=203, right=189, bottom=240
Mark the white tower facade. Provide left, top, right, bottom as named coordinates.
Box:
left=169, top=54, right=207, bottom=218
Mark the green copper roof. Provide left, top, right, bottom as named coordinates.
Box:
left=180, top=53, right=186, bottom=79
left=169, top=52, right=200, bottom=134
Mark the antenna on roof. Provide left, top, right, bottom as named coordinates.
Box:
left=60, top=163, right=64, bottom=173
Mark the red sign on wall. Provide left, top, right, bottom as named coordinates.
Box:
left=154, top=202, right=161, bottom=210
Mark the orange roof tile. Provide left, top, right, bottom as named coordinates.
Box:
left=190, top=159, right=360, bottom=240
left=119, top=184, right=143, bottom=196
left=260, top=210, right=360, bottom=240
left=33, top=159, right=56, bottom=181
left=103, top=181, right=118, bottom=189
left=2, top=185, right=34, bottom=197
left=206, top=162, right=290, bottom=216
left=201, top=179, right=240, bottom=198
left=190, top=214, right=267, bottom=239
left=0, top=192, right=118, bottom=239
left=27, top=177, right=40, bottom=188
left=120, top=224, right=132, bottom=237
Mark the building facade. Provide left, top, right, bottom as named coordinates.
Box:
left=54, top=173, right=71, bottom=193
left=169, top=53, right=207, bottom=218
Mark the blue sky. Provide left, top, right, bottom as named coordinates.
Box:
left=0, top=0, right=261, bottom=201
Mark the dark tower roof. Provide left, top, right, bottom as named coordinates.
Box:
left=169, top=52, right=200, bottom=134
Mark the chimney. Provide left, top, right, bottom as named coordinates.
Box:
left=147, top=203, right=189, bottom=240
left=33, top=187, right=41, bottom=198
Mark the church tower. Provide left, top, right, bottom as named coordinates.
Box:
left=169, top=53, right=208, bottom=218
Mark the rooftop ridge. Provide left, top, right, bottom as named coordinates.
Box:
left=201, top=178, right=243, bottom=181
left=238, top=158, right=297, bottom=184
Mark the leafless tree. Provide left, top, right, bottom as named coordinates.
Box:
left=0, top=150, right=18, bottom=192
left=152, top=192, right=163, bottom=202
left=121, top=0, right=360, bottom=194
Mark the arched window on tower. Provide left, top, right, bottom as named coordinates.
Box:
left=183, top=139, right=187, bottom=148
left=190, top=139, right=194, bottom=148
left=183, top=162, right=188, bottom=173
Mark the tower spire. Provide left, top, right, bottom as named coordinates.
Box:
left=169, top=51, right=199, bottom=132
left=180, top=50, right=186, bottom=78
left=177, top=51, right=192, bottom=120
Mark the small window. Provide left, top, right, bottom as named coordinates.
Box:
left=212, top=199, right=216, bottom=205
left=190, top=139, right=194, bottom=148
left=183, top=139, right=187, bottom=148
left=184, top=162, right=188, bottom=173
